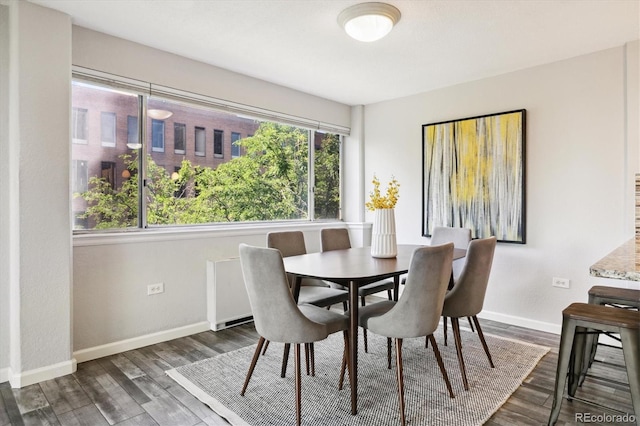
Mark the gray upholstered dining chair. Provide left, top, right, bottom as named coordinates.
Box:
left=342, top=243, right=455, bottom=426
left=267, top=231, right=349, bottom=377
left=238, top=244, right=351, bottom=426
left=268, top=231, right=349, bottom=310
left=320, top=228, right=395, bottom=353
left=441, top=236, right=497, bottom=391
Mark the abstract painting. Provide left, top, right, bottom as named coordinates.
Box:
left=422, top=109, right=526, bottom=243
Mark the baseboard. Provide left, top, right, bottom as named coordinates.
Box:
left=73, top=321, right=211, bottom=363
left=0, top=367, right=9, bottom=384
left=8, top=359, right=77, bottom=388
left=478, top=310, right=561, bottom=335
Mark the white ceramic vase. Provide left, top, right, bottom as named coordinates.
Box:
left=371, top=208, right=397, bottom=258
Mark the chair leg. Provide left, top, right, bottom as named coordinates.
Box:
left=387, top=289, right=393, bottom=300
left=262, top=340, right=270, bottom=355
left=304, top=343, right=310, bottom=376
left=451, top=317, right=470, bottom=391
left=427, top=334, right=455, bottom=398
left=443, top=316, right=448, bottom=346
left=467, top=316, right=475, bottom=332
left=310, top=343, right=315, bottom=377
left=281, top=343, right=290, bottom=378
left=241, top=336, right=266, bottom=396
left=471, top=316, right=494, bottom=368
left=394, top=338, right=406, bottom=426
left=294, top=343, right=302, bottom=426
left=361, top=296, right=368, bottom=353
left=342, top=301, right=348, bottom=311
left=339, top=330, right=352, bottom=391
left=387, top=337, right=392, bottom=369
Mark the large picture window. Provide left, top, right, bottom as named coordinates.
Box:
left=71, top=78, right=343, bottom=231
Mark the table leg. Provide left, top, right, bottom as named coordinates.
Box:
left=349, top=279, right=358, bottom=415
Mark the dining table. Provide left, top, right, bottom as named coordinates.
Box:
left=283, top=244, right=467, bottom=415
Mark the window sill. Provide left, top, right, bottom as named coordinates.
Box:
left=72, top=220, right=354, bottom=247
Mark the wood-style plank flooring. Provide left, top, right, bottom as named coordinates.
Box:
left=1, top=312, right=635, bottom=425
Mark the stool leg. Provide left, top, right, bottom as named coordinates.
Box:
left=620, top=328, right=640, bottom=420
left=568, top=326, right=586, bottom=398
left=579, top=330, right=599, bottom=386
left=548, top=317, right=576, bottom=426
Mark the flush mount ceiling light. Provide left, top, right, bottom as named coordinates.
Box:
left=338, top=2, right=401, bottom=42
left=147, top=109, right=173, bottom=120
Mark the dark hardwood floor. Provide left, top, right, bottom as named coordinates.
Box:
left=1, top=311, right=634, bottom=425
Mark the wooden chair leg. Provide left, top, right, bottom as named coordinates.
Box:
left=395, top=338, right=406, bottom=426
left=472, top=316, right=494, bottom=368
left=342, top=301, right=348, bottom=311
left=428, top=334, right=455, bottom=398
left=361, top=296, right=369, bottom=353
left=467, top=316, right=475, bottom=332
left=451, top=317, right=470, bottom=391
left=294, top=343, right=302, bottom=426
left=281, top=343, right=290, bottom=378
left=443, top=316, right=448, bottom=346
left=241, top=336, right=266, bottom=395
left=262, top=340, right=270, bottom=355
left=339, top=330, right=352, bottom=390
left=304, top=343, right=310, bottom=375
left=387, top=337, right=392, bottom=369
left=310, top=343, right=315, bottom=376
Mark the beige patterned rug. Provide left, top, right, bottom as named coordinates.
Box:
left=167, top=326, right=549, bottom=425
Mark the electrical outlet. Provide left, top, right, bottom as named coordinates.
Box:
left=147, top=283, right=164, bottom=295
left=552, top=277, right=570, bottom=289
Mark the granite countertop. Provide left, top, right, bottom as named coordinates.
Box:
left=589, top=238, right=640, bottom=281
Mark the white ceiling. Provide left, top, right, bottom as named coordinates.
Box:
left=29, top=0, right=640, bottom=106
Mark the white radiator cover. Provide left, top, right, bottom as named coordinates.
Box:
left=207, top=258, right=253, bottom=330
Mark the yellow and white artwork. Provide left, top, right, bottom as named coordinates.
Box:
left=423, top=109, right=526, bottom=243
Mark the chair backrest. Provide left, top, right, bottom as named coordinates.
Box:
left=238, top=243, right=328, bottom=343
left=267, top=231, right=307, bottom=257
left=368, top=243, right=454, bottom=338
left=431, top=226, right=472, bottom=278
left=267, top=231, right=325, bottom=287
left=320, top=228, right=351, bottom=252
left=431, top=226, right=472, bottom=249
left=442, top=236, right=497, bottom=318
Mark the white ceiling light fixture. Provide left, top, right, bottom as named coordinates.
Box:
left=338, top=2, right=401, bottom=42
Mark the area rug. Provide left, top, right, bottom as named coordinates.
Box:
left=167, top=327, right=549, bottom=425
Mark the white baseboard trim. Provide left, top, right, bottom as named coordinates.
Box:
left=9, top=359, right=77, bottom=388
left=478, top=310, right=561, bottom=335
left=0, top=367, right=9, bottom=384
left=73, top=321, right=211, bottom=364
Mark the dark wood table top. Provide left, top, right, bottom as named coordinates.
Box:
left=283, top=244, right=466, bottom=283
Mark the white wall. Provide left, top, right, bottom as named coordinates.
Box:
left=363, top=44, right=640, bottom=332
left=0, top=3, right=10, bottom=383
left=72, top=27, right=351, bottom=131
left=1, top=0, right=73, bottom=387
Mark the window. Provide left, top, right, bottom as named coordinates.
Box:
left=101, top=112, right=116, bottom=147
left=213, top=129, right=224, bottom=158
left=174, top=123, right=186, bottom=154
left=72, top=77, right=344, bottom=231
left=151, top=119, right=165, bottom=152
left=72, top=108, right=88, bottom=143
left=231, top=132, right=241, bottom=158
left=101, top=161, right=116, bottom=189
left=195, top=127, right=205, bottom=157
left=127, top=116, right=139, bottom=148
left=72, top=160, right=88, bottom=193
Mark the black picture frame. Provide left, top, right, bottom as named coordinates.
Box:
left=422, top=109, right=526, bottom=243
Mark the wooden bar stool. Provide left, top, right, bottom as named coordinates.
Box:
left=581, top=286, right=640, bottom=384
left=548, top=303, right=640, bottom=425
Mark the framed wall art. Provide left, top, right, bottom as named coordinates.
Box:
left=422, top=109, right=526, bottom=243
